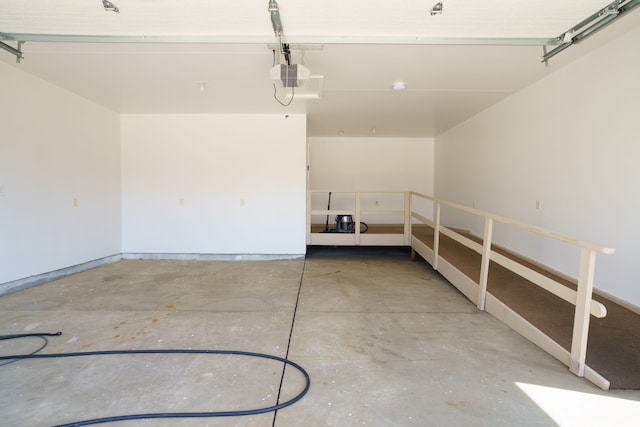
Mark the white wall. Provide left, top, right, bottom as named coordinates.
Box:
left=308, top=137, right=434, bottom=224
left=121, top=114, right=307, bottom=256
left=0, top=61, right=122, bottom=284
left=435, top=26, right=640, bottom=307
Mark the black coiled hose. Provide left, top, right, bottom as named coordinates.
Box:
left=0, top=332, right=310, bottom=427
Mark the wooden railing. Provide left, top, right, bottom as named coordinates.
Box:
left=307, top=189, right=615, bottom=388
left=409, top=191, right=615, bottom=389
left=307, top=190, right=411, bottom=246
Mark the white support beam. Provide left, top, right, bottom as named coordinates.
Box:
left=411, top=212, right=432, bottom=226
left=477, top=218, right=494, bottom=311
left=570, top=248, right=597, bottom=377
left=354, top=192, right=361, bottom=246
left=433, top=203, right=441, bottom=271
left=306, top=188, right=312, bottom=245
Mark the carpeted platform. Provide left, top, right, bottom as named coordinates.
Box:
left=412, top=226, right=640, bottom=389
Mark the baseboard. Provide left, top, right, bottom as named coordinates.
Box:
left=121, top=253, right=306, bottom=261
left=0, top=254, right=122, bottom=297
left=0, top=253, right=306, bottom=296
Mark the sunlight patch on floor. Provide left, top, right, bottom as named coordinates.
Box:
left=516, top=382, right=640, bottom=427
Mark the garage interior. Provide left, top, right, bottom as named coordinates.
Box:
left=1, top=1, right=640, bottom=426
left=1, top=251, right=638, bottom=427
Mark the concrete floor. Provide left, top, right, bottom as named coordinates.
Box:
left=1, top=248, right=639, bottom=426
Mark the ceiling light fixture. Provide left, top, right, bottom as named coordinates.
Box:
left=102, top=0, right=120, bottom=14
left=392, top=82, right=406, bottom=91
left=430, top=2, right=443, bottom=16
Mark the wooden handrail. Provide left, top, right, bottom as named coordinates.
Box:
left=308, top=190, right=410, bottom=220
left=310, top=189, right=408, bottom=194
left=308, top=188, right=615, bottom=384
left=410, top=191, right=615, bottom=254
left=409, top=191, right=614, bottom=384
left=307, top=190, right=412, bottom=246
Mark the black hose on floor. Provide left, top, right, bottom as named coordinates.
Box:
left=0, top=333, right=311, bottom=427
left=0, top=332, right=60, bottom=367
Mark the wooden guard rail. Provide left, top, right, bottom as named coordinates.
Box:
left=307, top=190, right=411, bottom=246
left=409, top=191, right=615, bottom=389
left=307, top=189, right=615, bottom=389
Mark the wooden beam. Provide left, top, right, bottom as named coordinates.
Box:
left=490, top=251, right=607, bottom=318
left=477, top=218, right=493, bottom=310
left=404, top=191, right=411, bottom=246
left=570, top=248, right=597, bottom=377
left=433, top=203, right=441, bottom=270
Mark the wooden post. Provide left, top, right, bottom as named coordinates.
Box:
left=306, top=190, right=312, bottom=245
left=433, top=203, right=441, bottom=270
left=570, top=248, right=597, bottom=377
left=355, top=191, right=361, bottom=246
left=404, top=191, right=412, bottom=246
left=477, top=217, right=493, bottom=311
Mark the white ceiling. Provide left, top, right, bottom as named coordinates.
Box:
left=1, top=0, right=639, bottom=137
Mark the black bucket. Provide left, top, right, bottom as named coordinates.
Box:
left=335, top=215, right=355, bottom=233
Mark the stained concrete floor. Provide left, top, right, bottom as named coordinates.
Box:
left=1, top=247, right=639, bottom=426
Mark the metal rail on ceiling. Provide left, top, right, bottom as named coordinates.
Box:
left=543, top=0, right=640, bottom=62
left=1, top=0, right=638, bottom=63
left=0, top=33, right=560, bottom=47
